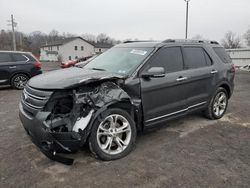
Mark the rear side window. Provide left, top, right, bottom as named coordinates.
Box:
left=213, top=47, right=231, bottom=63
left=0, top=53, right=12, bottom=63
left=12, top=54, right=28, bottom=62
left=183, top=47, right=208, bottom=69
left=149, top=47, right=184, bottom=73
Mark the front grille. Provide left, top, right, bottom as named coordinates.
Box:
left=21, top=85, right=53, bottom=116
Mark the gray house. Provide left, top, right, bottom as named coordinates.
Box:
left=40, top=37, right=112, bottom=62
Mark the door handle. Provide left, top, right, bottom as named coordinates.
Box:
left=211, top=70, right=218, bottom=74
left=9, top=66, right=16, bottom=69
left=176, top=76, right=188, bottom=81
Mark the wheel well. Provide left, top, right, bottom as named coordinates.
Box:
left=108, top=101, right=140, bottom=130
left=10, top=72, right=31, bottom=84
left=219, top=84, right=231, bottom=98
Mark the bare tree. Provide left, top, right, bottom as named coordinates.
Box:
left=96, top=33, right=112, bottom=44
left=221, top=31, right=241, bottom=49
left=244, top=28, right=250, bottom=47
left=82, top=33, right=96, bottom=42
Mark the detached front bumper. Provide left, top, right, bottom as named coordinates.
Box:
left=19, top=103, right=81, bottom=165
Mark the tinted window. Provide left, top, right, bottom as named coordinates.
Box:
left=148, top=47, right=183, bottom=73
left=183, top=47, right=207, bottom=69
left=0, top=53, right=12, bottom=63
left=13, top=54, right=27, bottom=62
left=213, top=47, right=231, bottom=63
left=204, top=51, right=212, bottom=65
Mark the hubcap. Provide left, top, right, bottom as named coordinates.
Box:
left=97, top=114, right=131, bottom=155
left=213, top=92, right=227, bottom=117
left=14, top=76, right=28, bottom=89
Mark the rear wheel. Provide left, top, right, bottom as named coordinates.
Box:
left=89, top=108, right=136, bottom=161
left=11, top=74, right=29, bottom=89
left=204, top=87, right=228, bottom=119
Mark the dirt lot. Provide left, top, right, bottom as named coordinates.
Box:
left=0, top=63, right=250, bottom=188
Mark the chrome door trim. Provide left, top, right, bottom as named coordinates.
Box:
left=145, top=101, right=207, bottom=123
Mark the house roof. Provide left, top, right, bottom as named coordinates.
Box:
left=41, top=36, right=113, bottom=49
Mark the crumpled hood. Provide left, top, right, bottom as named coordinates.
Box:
left=28, top=67, right=124, bottom=89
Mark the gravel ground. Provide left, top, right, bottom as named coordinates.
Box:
left=0, top=66, right=249, bottom=188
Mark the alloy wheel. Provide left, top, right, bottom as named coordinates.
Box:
left=96, top=114, right=132, bottom=155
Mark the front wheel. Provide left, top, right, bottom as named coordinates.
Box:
left=89, top=108, right=136, bottom=161
left=204, top=87, right=228, bottom=119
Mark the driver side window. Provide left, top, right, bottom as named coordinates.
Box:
left=146, top=47, right=184, bottom=73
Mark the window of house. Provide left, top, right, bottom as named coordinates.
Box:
left=147, top=47, right=184, bottom=73
left=69, top=56, right=71, bottom=60
left=75, top=56, right=78, bottom=59
left=183, top=47, right=208, bottom=69
left=0, top=53, right=12, bottom=63
left=57, top=46, right=59, bottom=51
left=81, top=46, right=84, bottom=51
left=99, top=48, right=102, bottom=52
left=75, top=46, right=78, bottom=51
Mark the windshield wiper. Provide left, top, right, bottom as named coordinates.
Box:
left=90, top=68, right=106, bottom=71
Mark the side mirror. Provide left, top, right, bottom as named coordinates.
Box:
left=141, top=67, right=165, bottom=78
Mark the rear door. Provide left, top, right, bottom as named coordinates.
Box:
left=139, top=46, right=190, bottom=126
left=182, top=46, right=216, bottom=107
left=0, top=52, right=13, bottom=83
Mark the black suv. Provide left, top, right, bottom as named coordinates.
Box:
left=19, top=40, right=235, bottom=165
left=0, top=51, right=42, bottom=89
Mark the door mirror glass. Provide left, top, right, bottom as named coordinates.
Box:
left=142, top=67, right=165, bottom=78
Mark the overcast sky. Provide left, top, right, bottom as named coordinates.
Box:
left=0, top=0, right=250, bottom=42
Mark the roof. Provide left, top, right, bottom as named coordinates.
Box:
left=92, top=42, right=113, bottom=48
left=41, top=36, right=113, bottom=49
left=41, top=37, right=93, bottom=47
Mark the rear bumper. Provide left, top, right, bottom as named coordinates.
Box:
left=19, top=103, right=81, bottom=165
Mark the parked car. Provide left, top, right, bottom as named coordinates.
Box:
left=61, top=56, right=93, bottom=68
left=0, top=51, right=42, bottom=89
left=19, top=40, right=235, bottom=165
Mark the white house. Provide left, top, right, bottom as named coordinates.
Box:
left=40, top=37, right=112, bottom=62
left=226, top=48, right=250, bottom=67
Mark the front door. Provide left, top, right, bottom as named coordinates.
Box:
left=139, top=46, right=189, bottom=127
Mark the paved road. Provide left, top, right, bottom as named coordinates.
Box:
left=0, top=71, right=249, bottom=188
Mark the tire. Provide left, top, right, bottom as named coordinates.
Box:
left=204, top=87, right=228, bottom=120
left=11, top=74, right=29, bottom=90
left=89, top=108, right=136, bottom=161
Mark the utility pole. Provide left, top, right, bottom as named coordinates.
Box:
left=184, top=0, right=190, bottom=39
left=8, top=14, right=17, bottom=51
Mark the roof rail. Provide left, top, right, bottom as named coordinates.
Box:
left=162, top=39, right=219, bottom=44
left=123, top=40, right=153, bottom=43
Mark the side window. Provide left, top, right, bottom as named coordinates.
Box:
left=213, top=47, right=231, bottom=63
left=81, top=46, right=84, bottom=51
left=0, top=53, right=12, bottom=63
left=204, top=51, right=212, bottom=66
left=147, top=47, right=184, bottom=73
left=69, top=56, right=71, bottom=60
left=74, top=46, right=78, bottom=51
left=12, top=54, right=28, bottom=62
left=183, top=47, right=207, bottom=69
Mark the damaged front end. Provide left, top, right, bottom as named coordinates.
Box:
left=19, top=81, right=131, bottom=165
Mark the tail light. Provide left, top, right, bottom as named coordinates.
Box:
left=33, top=61, right=41, bottom=69
left=230, top=64, right=236, bottom=73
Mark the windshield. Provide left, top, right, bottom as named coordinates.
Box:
left=84, top=47, right=154, bottom=75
